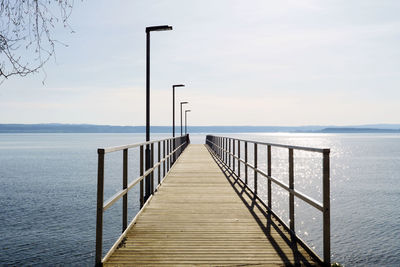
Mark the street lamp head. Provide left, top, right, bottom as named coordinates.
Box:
left=180, top=101, right=188, bottom=104
left=146, top=25, right=173, bottom=33
left=185, top=110, right=191, bottom=113
left=173, top=84, right=185, bottom=88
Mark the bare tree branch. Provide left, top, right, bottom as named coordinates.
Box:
left=0, top=0, right=74, bottom=81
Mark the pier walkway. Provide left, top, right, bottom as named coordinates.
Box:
left=103, top=144, right=320, bottom=266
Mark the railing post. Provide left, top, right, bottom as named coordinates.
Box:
left=228, top=138, right=231, bottom=168
left=140, top=145, right=144, bottom=208
left=233, top=139, right=235, bottom=172
left=144, top=143, right=151, bottom=202
left=245, top=141, right=248, bottom=184
left=267, top=145, right=272, bottom=209
left=238, top=140, right=240, bottom=177
left=181, top=136, right=184, bottom=155
left=221, top=138, right=223, bottom=161
left=167, top=139, right=170, bottom=172
left=218, top=137, right=221, bottom=157
left=145, top=141, right=151, bottom=203
left=163, top=140, right=166, bottom=177
left=220, top=137, right=222, bottom=158
left=151, top=143, right=154, bottom=194
left=173, top=137, right=176, bottom=165
left=289, top=148, right=295, bottom=232
left=176, top=137, right=180, bottom=158
left=95, top=149, right=105, bottom=266
left=180, top=136, right=183, bottom=156
left=122, top=149, right=128, bottom=232
left=176, top=138, right=178, bottom=159
left=158, top=141, right=161, bottom=185
left=323, top=150, right=331, bottom=266
left=226, top=138, right=229, bottom=166
left=223, top=138, right=226, bottom=163
left=225, top=138, right=228, bottom=163
left=171, top=139, right=173, bottom=167
left=217, top=137, right=221, bottom=158
left=254, top=143, right=258, bottom=194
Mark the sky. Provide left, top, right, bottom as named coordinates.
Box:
left=1, top=0, right=400, bottom=126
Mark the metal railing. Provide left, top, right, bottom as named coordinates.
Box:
left=206, top=135, right=330, bottom=266
left=95, top=134, right=190, bottom=266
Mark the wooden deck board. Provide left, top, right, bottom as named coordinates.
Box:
left=104, top=144, right=320, bottom=266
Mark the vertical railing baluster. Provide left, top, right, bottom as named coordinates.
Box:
left=217, top=137, right=219, bottom=157
left=223, top=138, right=225, bottom=162
left=226, top=138, right=229, bottom=166
left=233, top=139, right=235, bottom=172
left=238, top=140, right=241, bottom=177
left=179, top=136, right=181, bottom=157
left=170, top=139, right=173, bottom=167
left=323, top=150, right=331, bottom=266
left=175, top=137, right=178, bottom=159
left=225, top=138, right=227, bottom=163
left=218, top=137, right=222, bottom=158
left=220, top=137, right=222, bottom=158
left=214, top=137, right=217, bottom=154
left=163, top=140, right=166, bottom=178
left=217, top=137, right=219, bottom=156
left=167, top=140, right=170, bottom=172
left=223, top=138, right=225, bottom=163
left=95, top=149, right=105, bottom=267
left=158, top=141, right=161, bottom=185
left=245, top=141, right=248, bottom=184
left=228, top=138, right=231, bottom=168
left=181, top=136, right=183, bottom=155
left=289, top=148, right=294, bottom=232
left=177, top=137, right=180, bottom=158
left=227, top=138, right=229, bottom=165
left=140, top=146, right=144, bottom=208
left=267, top=145, right=272, bottom=209
left=151, top=143, right=154, bottom=194
left=122, top=149, right=128, bottom=232
left=254, top=143, right=258, bottom=194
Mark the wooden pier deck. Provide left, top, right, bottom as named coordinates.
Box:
left=104, top=144, right=320, bottom=266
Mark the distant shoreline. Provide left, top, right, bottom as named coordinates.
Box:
left=1, top=124, right=399, bottom=133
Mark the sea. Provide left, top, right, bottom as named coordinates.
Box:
left=0, top=133, right=399, bottom=266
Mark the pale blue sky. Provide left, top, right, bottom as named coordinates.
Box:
left=1, top=0, right=400, bottom=126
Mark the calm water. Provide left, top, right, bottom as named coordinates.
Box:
left=0, top=133, right=399, bottom=266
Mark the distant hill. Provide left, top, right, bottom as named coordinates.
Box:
left=0, top=123, right=399, bottom=133
left=320, top=127, right=400, bottom=133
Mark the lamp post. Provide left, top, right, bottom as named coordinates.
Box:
left=145, top=25, right=172, bottom=202
left=172, top=84, right=185, bottom=137
left=172, top=84, right=185, bottom=163
left=185, top=110, right=191, bottom=134
left=180, top=101, right=188, bottom=136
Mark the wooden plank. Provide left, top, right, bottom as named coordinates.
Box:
left=104, top=144, right=320, bottom=266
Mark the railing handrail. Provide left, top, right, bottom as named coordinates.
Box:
left=208, top=135, right=330, bottom=153
left=230, top=148, right=324, bottom=211
left=95, top=134, right=190, bottom=266
left=102, top=141, right=187, bottom=212
left=205, top=135, right=330, bottom=266
left=98, top=135, right=186, bottom=154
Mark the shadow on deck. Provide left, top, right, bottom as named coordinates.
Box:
left=206, top=144, right=322, bottom=266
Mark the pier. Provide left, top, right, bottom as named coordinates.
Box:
left=95, top=135, right=330, bottom=266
